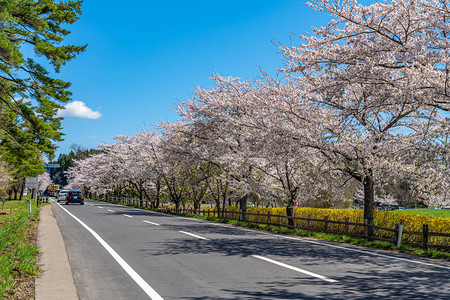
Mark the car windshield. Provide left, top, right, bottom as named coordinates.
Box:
left=69, top=191, right=82, bottom=195
left=59, top=190, right=68, bottom=194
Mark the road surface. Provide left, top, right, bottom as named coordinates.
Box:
left=52, top=199, right=450, bottom=299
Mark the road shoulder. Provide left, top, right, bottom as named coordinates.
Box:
left=35, top=203, right=79, bottom=300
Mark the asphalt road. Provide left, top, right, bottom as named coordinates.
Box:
left=52, top=199, right=450, bottom=300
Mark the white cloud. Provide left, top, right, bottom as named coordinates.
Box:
left=57, top=101, right=102, bottom=119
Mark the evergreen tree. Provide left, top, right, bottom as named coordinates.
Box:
left=0, top=0, right=86, bottom=176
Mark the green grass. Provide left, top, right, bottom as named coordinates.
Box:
left=0, top=199, right=41, bottom=299
left=397, top=209, right=450, bottom=218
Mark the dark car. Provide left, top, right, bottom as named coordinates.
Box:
left=66, top=190, right=84, bottom=205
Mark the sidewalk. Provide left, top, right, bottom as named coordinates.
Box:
left=35, top=203, right=78, bottom=300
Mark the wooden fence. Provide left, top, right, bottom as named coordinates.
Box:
left=104, top=197, right=449, bottom=252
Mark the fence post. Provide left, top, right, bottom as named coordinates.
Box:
left=247, top=210, right=250, bottom=222
left=257, top=210, right=260, bottom=224
left=307, top=214, right=311, bottom=228
left=345, top=217, right=349, bottom=234
left=396, top=219, right=404, bottom=248
left=279, top=212, right=282, bottom=227
left=394, top=223, right=399, bottom=245
left=293, top=213, right=297, bottom=229
left=364, top=219, right=369, bottom=241
left=324, top=216, right=329, bottom=232
left=224, top=208, right=227, bottom=219
left=422, top=224, right=429, bottom=251
left=267, top=211, right=271, bottom=225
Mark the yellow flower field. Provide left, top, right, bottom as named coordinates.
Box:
left=220, top=207, right=450, bottom=248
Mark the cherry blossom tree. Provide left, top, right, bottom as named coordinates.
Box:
left=170, top=75, right=349, bottom=221
left=0, top=157, right=14, bottom=197
left=274, top=0, right=450, bottom=232
left=66, top=0, right=450, bottom=233
left=424, top=193, right=450, bottom=208
left=38, top=172, right=52, bottom=192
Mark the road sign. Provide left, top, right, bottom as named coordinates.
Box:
left=45, top=164, right=60, bottom=168
left=26, top=177, right=38, bottom=189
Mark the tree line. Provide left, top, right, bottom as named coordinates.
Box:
left=67, top=0, right=450, bottom=232
left=0, top=0, right=85, bottom=200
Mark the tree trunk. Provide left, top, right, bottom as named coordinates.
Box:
left=221, top=192, right=227, bottom=218
left=363, top=171, right=375, bottom=238
left=155, top=180, right=161, bottom=208
left=286, top=205, right=294, bottom=227
left=19, top=179, right=25, bottom=200
left=240, top=195, right=247, bottom=220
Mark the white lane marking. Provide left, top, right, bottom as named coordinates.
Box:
left=96, top=201, right=450, bottom=270
left=55, top=203, right=164, bottom=300
left=252, top=255, right=338, bottom=283
left=209, top=222, right=450, bottom=271
left=97, top=206, right=103, bottom=209
left=123, top=214, right=133, bottom=218
left=108, top=209, right=115, bottom=212
left=206, top=222, right=227, bottom=227
left=179, top=231, right=210, bottom=240
left=177, top=217, right=201, bottom=222
left=90, top=204, right=94, bottom=206
left=143, top=220, right=160, bottom=226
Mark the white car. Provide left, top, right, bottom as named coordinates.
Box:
left=57, top=190, right=69, bottom=202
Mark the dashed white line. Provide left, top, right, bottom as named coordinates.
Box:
left=86, top=202, right=450, bottom=271
left=179, top=231, right=210, bottom=240
left=143, top=220, right=160, bottom=226
left=177, top=217, right=201, bottom=222
left=277, top=235, right=450, bottom=270
left=97, top=206, right=103, bottom=209
left=108, top=209, right=115, bottom=212
left=123, top=214, right=133, bottom=218
left=252, top=255, right=338, bottom=283
left=55, top=202, right=164, bottom=299
left=225, top=221, right=450, bottom=270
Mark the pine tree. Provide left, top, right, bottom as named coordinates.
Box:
left=0, top=0, right=86, bottom=176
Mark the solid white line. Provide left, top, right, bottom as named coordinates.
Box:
left=179, top=231, right=210, bottom=240
left=123, top=214, right=133, bottom=218
left=252, top=255, right=338, bottom=283
left=143, top=220, right=160, bottom=226
left=55, top=203, right=164, bottom=300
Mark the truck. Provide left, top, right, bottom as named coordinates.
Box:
left=48, top=184, right=60, bottom=197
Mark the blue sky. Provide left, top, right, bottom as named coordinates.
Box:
left=54, top=0, right=329, bottom=156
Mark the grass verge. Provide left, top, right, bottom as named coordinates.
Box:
left=397, top=208, right=450, bottom=218
left=95, top=198, right=450, bottom=262
left=0, top=198, right=41, bottom=299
